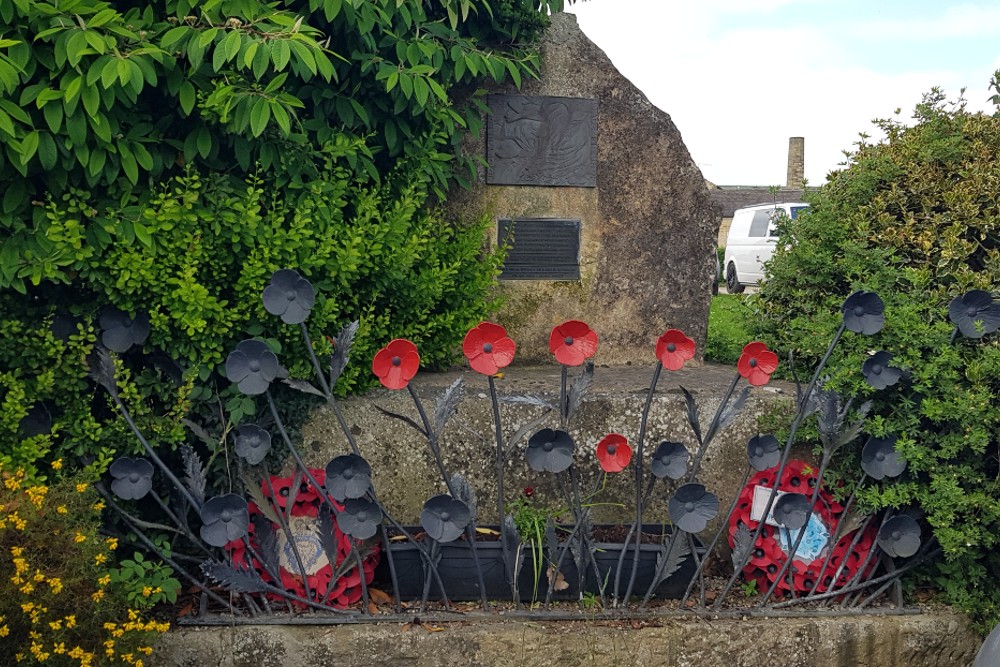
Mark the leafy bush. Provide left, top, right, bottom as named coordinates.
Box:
left=752, top=90, right=1000, bottom=628
left=705, top=294, right=752, bottom=364
left=0, top=465, right=170, bottom=666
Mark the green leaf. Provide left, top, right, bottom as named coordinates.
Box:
left=196, top=126, right=211, bottom=158
left=413, top=75, right=428, bottom=107
left=82, top=82, right=100, bottom=116
left=288, top=39, right=316, bottom=77
left=271, top=40, right=290, bottom=71
left=88, top=147, right=106, bottom=177
left=133, top=143, right=153, bottom=170
left=19, top=130, right=38, bottom=163
left=249, top=98, right=271, bottom=137
left=427, top=78, right=448, bottom=104
left=0, top=108, right=14, bottom=138
left=398, top=72, right=412, bottom=98
left=83, top=30, right=106, bottom=54
left=37, top=131, right=57, bottom=170
left=242, top=40, right=258, bottom=70
left=119, top=142, right=138, bottom=184
left=88, top=113, right=111, bottom=142
left=133, top=221, right=152, bottom=248
left=323, top=0, right=342, bottom=21
left=271, top=101, right=290, bottom=135
left=252, top=42, right=270, bottom=79
left=178, top=81, right=195, bottom=116
left=2, top=178, right=24, bottom=214
left=65, top=111, right=87, bottom=145
left=223, top=30, right=241, bottom=63
left=160, top=26, right=190, bottom=49
left=66, top=31, right=89, bottom=68
left=505, top=60, right=521, bottom=88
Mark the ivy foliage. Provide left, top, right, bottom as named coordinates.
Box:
left=752, top=89, right=1000, bottom=628
left=0, top=0, right=569, bottom=474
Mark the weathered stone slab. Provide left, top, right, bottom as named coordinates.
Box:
left=152, top=612, right=982, bottom=667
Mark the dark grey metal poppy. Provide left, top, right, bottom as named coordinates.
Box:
left=772, top=493, right=811, bottom=530
left=234, top=424, right=271, bottom=465
left=420, top=494, right=471, bottom=543
left=650, top=441, right=689, bottom=480
left=861, top=435, right=906, bottom=480
left=862, top=351, right=902, bottom=390
left=262, top=268, right=316, bottom=325
left=18, top=403, right=52, bottom=439
left=199, top=493, right=250, bottom=547
left=747, top=434, right=781, bottom=471
left=974, top=620, right=1000, bottom=667
left=877, top=515, right=921, bottom=558
left=949, top=290, right=1000, bottom=339
left=225, top=340, right=280, bottom=395
left=841, top=291, right=885, bottom=335
left=668, top=483, right=719, bottom=533
left=336, top=498, right=383, bottom=540
left=525, top=428, right=575, bottom=474
left=109, top=456, right=154, bottom=500
left=99, top=307, right=150, bottom=353
left=51, top=313, right=82, bottom=341
left=325, top=455, right=372, bottom=501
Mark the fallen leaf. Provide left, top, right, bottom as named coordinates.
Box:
left=176, top=603, right=194, bottom=618
left=402, top=623, right=413, bottom=632
left=475, top=527, right=500, bottom=536
left=368, top=601, right=379, bottom=615
left=368, top=588, right=394, bottom=605
left=421, top=623, right=445, bottom=633
left=547, top=565, right=569, bottom=591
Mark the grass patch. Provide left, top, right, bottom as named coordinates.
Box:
left=705, top=294, right=753, bottom=364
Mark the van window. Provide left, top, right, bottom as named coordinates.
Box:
left=748, top=210, right=771, bottom=237
left=790, top=206, right=807, bottom=219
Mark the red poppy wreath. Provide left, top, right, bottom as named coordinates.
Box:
left=728, top=460, right=877, bottom=597
left=226, top=469, right=381, bottom=608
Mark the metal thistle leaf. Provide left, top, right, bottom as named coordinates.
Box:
left=731, top=524, right=753, bottom=572
left=652, top=535, right=691, bottom=589
left=282, top=378, right=326, bottom=398
left=679, top=386, right=703, bottom=446
left=498, top=394, right=557, bottom=411
left=715, top=386, right=750, bottom=436
left=329, top=320, right=359, bottom=389
left=180, top=445, right=206, bottom=507
left=253, top=514, right=281, bottom=578
left=545, top=518, right=558, bottom=566
left=89, top=347, right=119, bottom=399
left=241, top=472, right=282, bottom=524
left=832, top=400, right=872, bottom=453
left=502, top=514, right=523, bottom=585
left=832, top=509, right=868, bottom=545
left=182, top=418, right=216, bottom=449
left=201, top=562, right=269, bottom=594
left=373, top=404, right=425, bottom=437
left=317, top=506, right=341, bottom=568
left=450, top=472, right=478, bottom=524
left=566, top=361, right=594, bottom=420
left=434, top=377, right=464, bottom=436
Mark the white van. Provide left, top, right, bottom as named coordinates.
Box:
left=723, top=202, right=809, bottom=293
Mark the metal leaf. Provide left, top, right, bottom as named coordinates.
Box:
left=652, top=535, right=691, bottom=589
left=180, top=445, right=206, bottom=507
left=831, top=400, right=872, bottom=453
left=201, top=562, right=269, bottom=594
left=434, top=377, right=464, bottom=436
left=545, top=518, right=558, bottom=567
left=450, top=473, right=477, bottom=525
left=679, top=386, right=703, bottom=446
left=502, top=515, right=523, bottom=586
left=570, top=515, right=593, bottom=578
left=373, top=404, right=425, bottom=437
left=714, top=386, right=750, bottom=436
left=253, top=514, right=281, bottom=578
left=730, top=524, right=753, bottom=572
left=506, top=408, right=554, bottom=455
left=498, top=394, right=556, bottom=411
left=317, top=506, right=341, bottom=569
left=88, top=347, right=119, bottom=399
left=566, top=361, right=594, bottom=420
left=329, top=320, right=358, bottom=389
left=831, top=509, right=868, bottom=545
left=282, top=377, right=326, bottom=398
left=182, top=418, right=216, bottom=449
left=241, top=472, right=282, bottom=525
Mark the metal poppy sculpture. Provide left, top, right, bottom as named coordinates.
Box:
left=525, top=428, right=575, bottom=473
left=99, top=307, right=150, bottom=353
left=747, top=434, right=781, bottom=471
left=421, top=494, right=471, bottom=543
left=668, top=483, right=719, bottom=533
left=737, top=342, right=779, bottom=386
left=226, top=340, right=281, bottom=395
left=862, top=351, right=902, bottom=390
left=861, top=435, right=907, bottom=480
left=841, top=291, right=885, bottom=335
left=18, top=402, right=53, bottom=439
left=650, top=441, right=690, bottom=480
left=234, top=424, right=272, bottom=465
left=371, top=338, right=420, bottom=390
left=325, top=455, right=373, bottom=501
left=109, top=456, right=154, bottom=500
left=877, top=515, right=921, bottom=559
left=773, top=493, right=811, bottom=531
left=948, top=289, right=1000, bottom=339
left=199, top=493, right=250, bottom=547
left=595, top=433, right=632, bottom=473
left=262, top=268, right=316, bottom=325
left=463, top=321, right=516, bottom=375
left=337, top=498, right=383, bottom=540
left=549, top=320, right=598, bottom=366
left=655, top=329, right=696, bottom=371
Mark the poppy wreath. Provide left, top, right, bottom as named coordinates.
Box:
left=728, top=460, right=877, bottom=597
left=225, top=469, right=381, bottom=608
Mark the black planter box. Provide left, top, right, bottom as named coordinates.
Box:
left=377, top=525, right=703, bottom=603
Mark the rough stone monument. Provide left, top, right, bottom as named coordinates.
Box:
left=447, top=12, right=718, bottom=365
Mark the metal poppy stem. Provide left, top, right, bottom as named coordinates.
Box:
left=612, top=474, right=656, bottom=604
left=836, top=512, right=893, bottom=608
left=638, top=528, right=682, bottom=609
left=351, top=544, right=371, bottom=614
left=487, top=374, right=514, bottom=604
left=819, top=512, right=877, bottom=607
left=543, top=517, right=586, bottom=608
left=680, top=464, right=752, bottom=607
left=145, top=489, right=216, bottom=560
left=300, top=322, right=333, bottom=398
left=715, top=321, right=847, bottom=609
left=807, top=471, right=867, bottom=598
left=262, top=473, right=314, bottom=602
left=759, top=450, right=834, bottom=606
left=570, top=466, right=607, bottom=607
left=687, top=372, right=741, bottom=481
left=405, top=382, right=490, bottom=611
left=560, top=364, right=569, bottom=426
left=623, top=362, right=663, bottom=606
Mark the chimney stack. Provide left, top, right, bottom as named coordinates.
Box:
left=786, top=137, right=804, bottom=188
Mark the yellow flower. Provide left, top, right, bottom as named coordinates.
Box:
left=94, top=553, right=107, bottom=565
left=51, top=459, right=63, bottom=470
left=15, top=653, right=24, bottom=662
left=98, top=574, right=111, bottom=587
left=91, top=590, right=104, bottom=603
left=53, top=642, right=66, bottom=655
left=73, top=532, right=86, bottom=543
left=11, top=546, right=24, bottom=557
left=141, top=586, right=153, bottom=597
left=91, top=501, right=105, bottom=511
left=19, top=582, right=34, bottom=595
left=75, top=483, right=88, bottom=493
left=49, top=619, right=62, bottom=630
left=64, top=615, right=76, bottom=629
left=0, top=624, right=9, bottom=637
left=105, top=537, right=118, bottom=550
left=56, top=505, right=68, bottom=514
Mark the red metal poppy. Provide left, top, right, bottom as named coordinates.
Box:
left=463, top=322, right=516, bottom=375
left=595, top=433, right=633, bottom=473
left=372, top=339, right=420, bottom=390
left=655, top=329, right=696, bottom=371
left=548, top=320, right=599, bottom=366
left=737, top=342, right=779, bottom=386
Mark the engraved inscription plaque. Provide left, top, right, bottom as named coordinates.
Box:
left=498, top=218, right=580, bottom=280
left=487, top=95, right=597, bottom=187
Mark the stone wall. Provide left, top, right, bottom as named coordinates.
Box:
left=447, top=13, right=717, bottom=366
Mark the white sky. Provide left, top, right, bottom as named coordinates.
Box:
left=566, top=0, right=1000, bottom=186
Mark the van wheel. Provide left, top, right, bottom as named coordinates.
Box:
left=726, top=263, right=745, bottom=294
